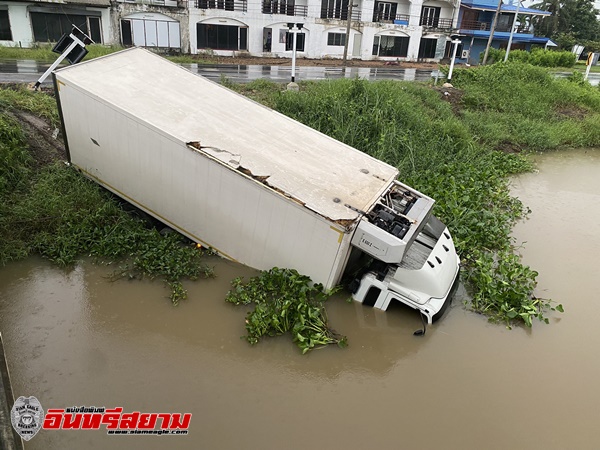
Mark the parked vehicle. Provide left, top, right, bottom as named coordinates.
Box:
left=53, top=48, right=460, bottom=323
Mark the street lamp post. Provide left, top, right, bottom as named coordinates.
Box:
left=447, top=38, right=461, bottom=82
left=287, top=22, right=303, bottom=84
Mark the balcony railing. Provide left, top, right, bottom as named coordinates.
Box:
left=195, top=0, right=247, bottom=11
left=123, top=0, right=184, bottom=7
left=419, top=17, right=453, bottom=29
left=262, top=2, right=308, bottom=16
left=459, top=19, right=529, bottom=33
left=320, top=8, right=361, bottom=21
left=372, top=12, right=409, bottom=23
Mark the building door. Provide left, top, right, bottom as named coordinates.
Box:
left=352, top=33, right=361, bottom=56
left=263, top=27, right=272, bottom=52
left=418, top=38, right=437, bottom=58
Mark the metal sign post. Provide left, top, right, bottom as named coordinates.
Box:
left=287, top=23, right=303, bottom=83
left=33, top=26, right=93, bottom=90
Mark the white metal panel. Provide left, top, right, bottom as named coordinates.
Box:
left=157, top=21, right=169, bottom=47
left=132, top=20, right=146, bottom=47
left=168, top=22, right=181, bottom=48
left=145, top=21, right=158, bottom=47
left=54, top=48, right=398, bottom=223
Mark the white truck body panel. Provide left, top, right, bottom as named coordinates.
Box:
left=53, top=48, right=399, bottom=289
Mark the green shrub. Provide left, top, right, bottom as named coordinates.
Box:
left=226, top=268, right=347, bottom=353
left=483, top=49, right=576, bottom=67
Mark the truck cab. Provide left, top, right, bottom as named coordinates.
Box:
left=348, top=181, right=460, bottom=324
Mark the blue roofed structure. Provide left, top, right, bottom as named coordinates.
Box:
left=456, top=0, right=553, bottom=63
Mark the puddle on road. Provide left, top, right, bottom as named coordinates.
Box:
left=1, top=148, right=600, bottom=449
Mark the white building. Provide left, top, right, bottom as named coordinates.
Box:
left=189, top=0, right=460, bottom=61
left=0, top=0, right=111, bottom=48
left=0, top=0, right=459, bottom=61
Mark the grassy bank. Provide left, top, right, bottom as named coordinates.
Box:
left=450, top=63, right=600, bottom=152
left=0, top=44, right=124, bottom=61
left=3, top=61, right=591, bottom=328
left=0, top=89, right=213, bottom=304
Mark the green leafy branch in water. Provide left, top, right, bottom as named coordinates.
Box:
left=466, top=249, right=563, bottom=328
left=109, top=231, right=215, bottom=305
left=225, top=268, right=347, bottom=354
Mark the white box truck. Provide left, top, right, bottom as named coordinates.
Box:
left=53, top=48, right=459, bottom=323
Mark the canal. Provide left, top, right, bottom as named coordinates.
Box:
left=0, top=147, right=599, bottom=449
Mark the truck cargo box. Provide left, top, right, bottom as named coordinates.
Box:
left=53, top=48, right=399, bottom=288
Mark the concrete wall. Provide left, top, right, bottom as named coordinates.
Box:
left=1, top=2, right=34, bottom=47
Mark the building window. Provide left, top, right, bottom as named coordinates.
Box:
left=285, top=31, right=305, bottom=51
left=121, top=18, right=180, bottom=48
left=31, top=12, right=89, bottom=42
left=29, top=12, right=102, bottom=43
left=321, top=0, right=349, bottom=19
left=420, top=6, right=440, bottom=27
left=443, top=40, right=463, bottom=58
left=373, top=1, right=397, bottom=22
left=197, top=0, right=240, bottom=11
left=418, top=38, right=437, bottom=58
left=0, top=10, right=12, bottom=41
left=88, top=17, right=101, bottom=44
left=327, top=32, right=345, bottom=46
left=197, top=24, right=248, bottom=51
left=262, top=0, right=297, bottom=15
left=372, top=35, right=409, bottom=57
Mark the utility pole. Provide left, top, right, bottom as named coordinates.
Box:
left=504, top=0, right=521, bottom=62
left=341, top=0, right=354, bottom=67
left=482, top=0, right=503, bottom=65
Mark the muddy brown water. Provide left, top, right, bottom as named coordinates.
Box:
left=1, top=147, right=599, bottom=450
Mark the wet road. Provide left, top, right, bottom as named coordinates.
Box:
left=2, top=59, right=599, bottom=86
left=3, top=59, right=598, bottom=86
left=0, top=148, right=599, bottom=449
left=0, top=59, right=439, bottom=85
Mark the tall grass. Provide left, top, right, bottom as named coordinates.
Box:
left=0, top=113, right=30, bottom=196
left=450, top=62, right=600, bottom=151
left=0, top=91, right=213, bottom=304
left=0, top=87, right=60, bottom=126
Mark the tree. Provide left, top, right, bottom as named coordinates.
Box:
left=530, top=0, right=600, bottom=42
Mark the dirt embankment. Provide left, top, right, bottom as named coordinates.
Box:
left=13, top=108, right=66, bottom=167
left=2, top=85, right=66, bottom=167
